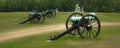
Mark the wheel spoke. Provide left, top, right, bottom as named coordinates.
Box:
left=90, top=19, right=95, bottom=25
left=85, top=30, right=89, bottom=38
left=92, top=28, right=97, bottom=34
left=92, top=22, right=98, bottom=26
left=88, top=31, right=91, bottom=38
left=90, top=30, right=95, bottom=37
left=80, top=27, right=85, bottom=34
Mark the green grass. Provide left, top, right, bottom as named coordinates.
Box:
left=0, top=12, right=120, bottom=33
left=82, top=12, right=120, bottom=22
left=96, top=12, right=120, bottom=22
left=0, top=12, right=70, bottom=33
left=0, top=12, right=120, bottom=48
left=0, top=26, right=120, bottom=48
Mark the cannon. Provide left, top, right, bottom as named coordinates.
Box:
left=45, top=9, right=56, bottom=17
left=19, top=11, right=45, bottom=24
left=19, top=9, right=56, bottom=24
left=48, top=12, right=101, bottom=41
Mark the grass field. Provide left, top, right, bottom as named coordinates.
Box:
left=0, top=12, right=120, bottom=48
left=0, top=26, right=120, bottom=48
left=0, top=12, right=70, bottom=33
left=0, top=12, right=120, bottom=33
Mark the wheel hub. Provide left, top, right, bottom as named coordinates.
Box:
left=86, top=25, right=92, bottom=30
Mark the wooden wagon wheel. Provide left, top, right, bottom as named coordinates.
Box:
left=78, top=14, right=101, bottom=39
left=66, top=13, right=83, bottom=37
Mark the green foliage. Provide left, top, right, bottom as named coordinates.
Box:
left=0, top=0, right=120, bottom=12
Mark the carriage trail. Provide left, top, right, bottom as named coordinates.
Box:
left=0, top=22, right=120, bottom=42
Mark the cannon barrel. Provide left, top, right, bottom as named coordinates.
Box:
left=69, top=16, right=95, bottom=22
left=29, top=12, right=42, bottom=16
left=29, top=12, right=35, bottom=16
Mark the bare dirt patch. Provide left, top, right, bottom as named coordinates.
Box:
left=101, top=22, right=120, bottom=26
left=0, top=24, right=65, bottom=42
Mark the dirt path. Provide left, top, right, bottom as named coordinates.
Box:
left=0, top=22, right=120, bottom=42
left=101, top=22, right=120, bottom=26
left=0, top=24, right=65, bottom=42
